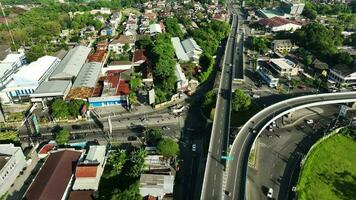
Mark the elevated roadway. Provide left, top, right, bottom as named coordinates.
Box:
left=224, top=92, right=356, bottom=200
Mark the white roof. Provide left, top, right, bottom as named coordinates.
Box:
left=175, top=63, right=187, bottom=84
left=270, top=58, right=295, bottom=69
left=85, top=145, right=106, bottom=164
left=140, top=174, right=174, bottom=197
left=149, top=23, right=162, bottom=34
left=182, top=38, right=202, bottom=53
left=14, top=56, right=60, bottom=82
left=2, top=53, right=23, bottom=63
left=171, top=37, right=190, bottom=61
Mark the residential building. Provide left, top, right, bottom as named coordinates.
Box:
left=0, top=53, right=26, bottom=88
left=133, top=49, right=147, bottom=66
left=271, top=40, right=293, bottom=54
left=149, top=23, right=162, bottom=36
left=90, top=7, right=111, bottom=15
left=171, top=37, right=190, bottom=62
left=280, top=0, right=305, bottom=16
left=257, top=8, right=290, bottom=19
left=182, top=38, right=203, bottom=63
left=102, top=61, right=133, bottom=74
left=0, top=144, right=26, bottom=196
left=0, top=56, right=60, bottom=103
left=124, top=14, right=138, bottom=36
left=100, top=26, right=115, bottom=36
left=109, top=12, right=122, bottom=29
left=258, top=17, right=302, bottom=32
left=73, top=145, right=106, bottom=191
left=175, top=63, right=188, bottom=92
left=257, top=67, right=279, bottom=88
left=268, top=58, right=299, bottom=77
left=328, top=64, right=356, bottom=88
left=24, top=150, right=82, bottom=200
left=38, top=143, right=56, bottom=159
left=109, top=35, right=136, bottom=54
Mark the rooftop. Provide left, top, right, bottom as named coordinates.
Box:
left=140, top=173, right=174, bottom=197
left=72, top=62, right=102, bottom=88
left=133, top=49, right=147, bottom=63
left=25, top=150, right=82, bottom=200
left=87, top=50, right=106, bottom=63
left=50, top=46, right=91, bottom=80
left=69, top=191, right=94, bottom=200
left=171, top=37, right=190, bottom=62
left=259, top=17, right=301, bottom=27
left=31, top=80, right=72, bottom=97
left=269, top=58, right=296, bottom=69
left=111, top=35, right=135, bottom=44
left=182, top=38, right=202, bottom=53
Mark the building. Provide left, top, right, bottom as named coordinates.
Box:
left=103, top=61, right=133, bottom=74
left=24, top=150, right=82, bottom=200
left=280, top=0, right=305, bottom=16
left=328, top=64, right=356, bottom=88
left=72, top=145, right=106, bottom=191
left=133, top=49, right=147, bottom=66
left=312, top=59, right=329, bottom=76
left=30, top=46, right=91, bottom=105
left=257, top=67, right=279, bottom=88
left=100, top=26, right=115, bottom=36
left=66, top=62, right=102, bottom=100
left=175, top=63, right=188, bottom=92
left=0, top=56, right=60, bottom=103
left=171, top=37, right=202, bottom=63
left=109, top=35, right=136, bottom=54
left=257, top=8, right=290, bottom=19
left=0, top=53, right=26, bottom=88
left=271, top=40, right=293, bottom=54
left=268, top=58, right=299, bottom=77
left=0, top=144, right=26, bottom=196
left=258, top=17, right=302, bottom=32
left=149, top=23, right=162, bottom=36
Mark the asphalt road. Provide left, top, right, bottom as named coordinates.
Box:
left=200, top=9, right=238, bottom=200
left=224, top=92, right=356, bottom=200
left=248, top=105, right=339, bottom=200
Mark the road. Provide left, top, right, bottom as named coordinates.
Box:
left=224, top=91, right=356, bottom=200
left=200, top=7, right=238, bottom=200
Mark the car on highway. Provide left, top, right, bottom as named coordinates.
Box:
left=192, top=144, right=197, bottom=152
left=267, top=188, right=273, bottom=198
left=272, top=121, right=277, bottom=127
left=306, top=119, right=314, bottom=124
left=267, top=125, right=273, bottom=132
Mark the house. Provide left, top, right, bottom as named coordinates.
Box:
left=133, top=49, right=147, bottom=66
left=0, top=56, right=60, bottom=103
left=268, top=58, right=300, bottom=77
left=24, top=150, right=82, bottom=200
left=109, top=35, right=136, bottom=54
left=90, top=7, right=111, bottom=15
left=72, top=145, right=106, bottom=191
left=280, top=0, right=305, bottom=16
left=109, top=12, right=122, bottom=29
left=181, top=38, right=203, bottom=63
left=100, top=26, right=115, bottom=36
left=271, top=40, right=293, bottom=54
left=124, top=14, right=138, bottom=36
left=257, top=67, right=279, bottom=88
left=175, top=63, right=188, bottom=92
left=144, top=9, right=157, bottom=21
left=38, top=143, right=56, bottom=159
left=103, top=61, right=133, bottom=74
left=258, top=17, right=302, bottom=32
left=149, top=23, right=162, bottom=36
left=328, top=64, right=356, bottom=88
left=171, top=37, right=190, bottom=62
left=68, top=191, right=95, bottom=200
left=0, top=144, right=27, bottom=196
left=0, top=53, right=26, bottom=88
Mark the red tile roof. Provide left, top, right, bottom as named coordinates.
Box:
left=39, top=144, right=55, bottom=154
left=88, top=50, right=106, bottom=62
left=117, top=80, right=130, bottom=95
left=143, top=195, right=158, bottom=200
left=69, top=191, right=94, bottom=200
left=25, top=150, right=82, bottom=200
left=258, top=17, right=301, bottom=27
left=103, top=71, right=130, bottom=96
left=75, top=165, right=98, bottom=178
left=133, top=49, right=147, bottom=63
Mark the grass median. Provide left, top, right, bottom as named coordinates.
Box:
left=297, top=132, right=356, bottom=200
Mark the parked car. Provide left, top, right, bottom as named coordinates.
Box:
left=306, top=119, right=314, bottom=124
left=267, top=188, right=273, bottom=198
left=192, top=144, right=197, bottom=152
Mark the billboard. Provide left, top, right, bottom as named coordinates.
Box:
left=32, top=114, right=40, bottom=136
left=148, top=89, right=155, bottom=105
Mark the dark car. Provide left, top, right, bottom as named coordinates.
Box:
left=128, top=136, right=137, bottom=141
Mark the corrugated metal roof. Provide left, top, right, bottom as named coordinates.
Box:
left=31, top=80, right=72, bottom=96
left=182, top=38, right=202, bottom=53
left=171, top=37, right=189, bottom=61
left=72, top=62, right=102, bottom=88
left=50, top=46, right=91, bottom=80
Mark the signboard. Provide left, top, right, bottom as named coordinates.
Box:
left=32, top=114, right=40, bottom=136
left=221, top=156, right=234, bottom=161
left=148, top=89, right=155, bottom=105
left=108, top=115, right=112, bottom=135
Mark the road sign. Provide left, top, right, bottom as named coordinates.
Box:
left=221, top=156, right=234, bottom=160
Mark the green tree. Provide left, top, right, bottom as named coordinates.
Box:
left=136, top=35, right=153, bottom=49
left=144, top=128, right=162, bottom=145
left=129, top=91, right=138, bottom=105
left=125, top=149, right=147, bottom=178
left=55, top=128, right=70, bottom=145
left=111, top=181, right=141, bottom=200
left=157, top=138, right=179, bottom=158
left=130, top=77, right=142, bottom=91
left=251, top=37, right=269, bottom=54
left=231, top=89, right=251, bottom=112
left=202, top=90, right=217, bottom=109
left=68, top=99, right=85, bottom=117
left=26, top=45, right=46, bottom=62
left=165, top=17, right=183, bottom=38
left=123, top=43, right=130, bottom=52
left=50, top=99, right=70, bottom=119
left=107, top=150, right=127, bottom=176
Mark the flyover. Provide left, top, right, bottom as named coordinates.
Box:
left=224, top=91, right=356, bottom=200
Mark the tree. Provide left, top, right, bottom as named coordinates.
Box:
left=157, top=138, right=179, bottom=158
left=136, top=35, right=153, bottom=49
left=111, top=181, right=141, bottom=200
left=125, top=149, right=147, bottom=178
left=144, top=128, right=162, bottom=145
left=68, top=99, right=85, bottom=117
left=251, top=37, right=269, bottom=54
left=107, top=150, right=127, bottom=176
left=199, top=53, right=214, bottom=71
left=123, top=43, right=130, bottom=52
left=202, top=90, right=217, bottom=109
left=231, top=89, right=251, bottom=112
left=302, top=3, right=317, bottom=20
left=130, top=77, right=142, bottom=91
left=50, top=99, right=69, bottom=119
left=55, top=128, right=70, bottom=145
left=129, top=91, right=138, bottom=106
left=26, top=45, right=46, bottom=62
left=165, top=17, right=183, bottom=38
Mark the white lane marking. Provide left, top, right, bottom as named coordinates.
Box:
left=214, top=174, right=217, bottom=181
left=212, top=189, right=215, bottom=196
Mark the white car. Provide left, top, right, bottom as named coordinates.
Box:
left=267, top=188, right=273, bottom=198
left=306, top=119, right=314, bottom=124
left=192, top=144, right=197, bottom=152
left=268, top=125, right=273, bottom=132
left=272, top=121, right=277, bottom=127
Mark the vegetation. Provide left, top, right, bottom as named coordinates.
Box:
left=144, top=128, right=162, bottom=146
left=297, top=128, right=356, bottom=200
left=251, top=37, right=269, bottom=54
left=198, top=53, right=215, bottom=83
left=0, top=130, right=19, bottom=144
left=157, top=138, right=179, bottom=158
left=55, top=128, right=70, bottom=145
left=97, top=148, right=147, bottom=200
left=231, top=89, right=251, bottom=112
left=165, top=17, right=184, bottom=38
left=50, top=99, right=86, bottom=119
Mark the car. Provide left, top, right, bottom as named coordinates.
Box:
left=267, top=188, right=273, bottom=198
left=192, top=144, right=197, bottom=152
left=268, top=125, right=273, bottom=132
left=252, top=94, right=260, bottom=99
left=306, top=119, right=314, bottom=124
left=272, top=121, right=277, bottom=127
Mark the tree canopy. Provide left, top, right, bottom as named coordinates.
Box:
left=165, top=17, right=184, bottom=38
left=251, top=37, right=269, bottom=54
left=144, top=128, right=162, bottom=146
left=231, top=89, right=251, bottom=112
left=157, top=138, right=179, bottom=158
left=55, top=128, right=70, bottom=145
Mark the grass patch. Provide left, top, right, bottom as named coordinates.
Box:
left=230, top=105, right=261, bottom=127
left=297, top=134, right=356, bottom=200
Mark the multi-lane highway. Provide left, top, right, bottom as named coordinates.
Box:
left=224, top=92, right=356, bottom=200
left=200, top=11, right=238, bottom=200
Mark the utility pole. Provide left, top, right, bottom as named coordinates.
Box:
left=0, top=3, right=16, bottom=51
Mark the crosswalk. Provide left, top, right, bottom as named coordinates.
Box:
left=221, top=171, right=229, bottom=199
